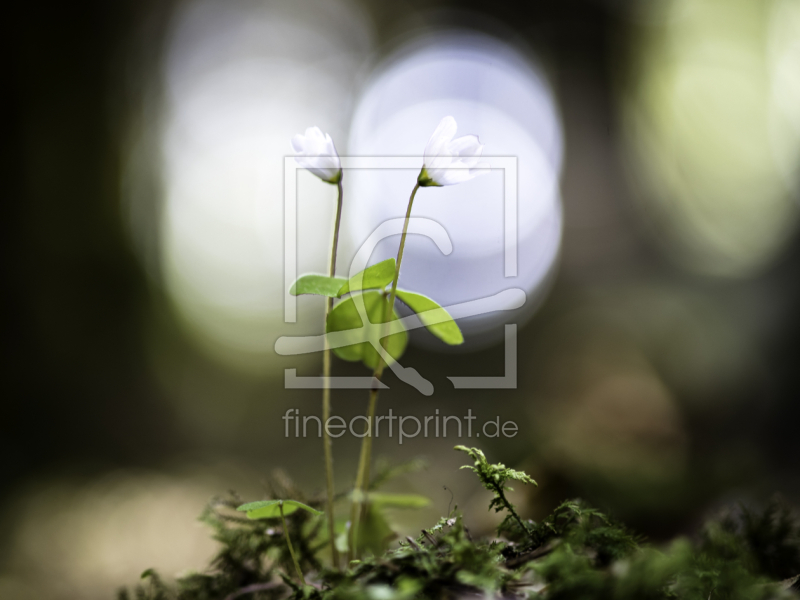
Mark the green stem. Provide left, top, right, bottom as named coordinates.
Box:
left=346, top=387, right=378, bottom=562
left=348, top=183, right=420, bottom=560
left=322, top=178, right=344, bottom=568
left=495, top=484, right=530, bottom=536
left=383, top=183, right=420, bottom=327
left=279, top=502, right=306, bottom=585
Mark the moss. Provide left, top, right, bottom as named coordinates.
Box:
left=118, top=449, right=800, bottom=600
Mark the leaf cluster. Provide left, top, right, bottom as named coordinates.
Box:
left=292, top=260, right=463, bottom=370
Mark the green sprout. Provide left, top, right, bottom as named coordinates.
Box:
left=455, top=445, right=537, bottom=538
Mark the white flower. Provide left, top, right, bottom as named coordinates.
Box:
left=418, top=116, right=490, bottom=187
left=291, top=126, right=342, bottom=184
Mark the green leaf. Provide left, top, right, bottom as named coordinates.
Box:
left=236, top=499, right=323, bottom=520
left=348, top=493, right=430, bottom=556
left=326, top=291, right=407, bottom=369
left=395, top=290, right=464, bottom=345
left=338, top=259, right=396, bottom=296
left=356, top=503, right=395, bottom=556
left=289, top=274, right=347, bottom=297
left=368, top=493, right=431, bottom=509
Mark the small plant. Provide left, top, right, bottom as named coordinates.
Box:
left=291, top=125, right=346, bottom=566
left=287, top=116, right=486, bottom=564
left=455, top=445, right=537, bottom=539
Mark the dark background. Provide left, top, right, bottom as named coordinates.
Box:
left=5, top=0, right=800, bottom=598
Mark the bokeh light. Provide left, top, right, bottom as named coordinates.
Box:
left=623, top=0, right=800, bottom=277
left=128, top=0, right=374, bottom=370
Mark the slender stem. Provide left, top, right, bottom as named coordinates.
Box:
left=383, top=183, right=420, bottom=331
left=348, top=183, right=420, bottom=560
left=495, top=484, right=530, bottom=536
left=322, top=178, right=344, bottom=568
left=346, top=387, right=378, bottom=562
left=279, top=502, right=306, bottom=585
left=330, top=179, right=344, bottom=278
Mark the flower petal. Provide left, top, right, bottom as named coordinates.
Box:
left=469, top=162, right=491, bottom=178
left=437, top=168, right=474, bottom=186
left=449, top=134, right=483, bottom=158
left=306, top=126, right=324, bottom=141
left=424, top=116, right=457, bottom=160
left=454, top=155, right=481, bottom=169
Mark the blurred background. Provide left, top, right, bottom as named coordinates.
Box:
left=5, top=0, right=800, bottom=597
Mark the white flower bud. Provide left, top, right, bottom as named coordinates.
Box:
left=291, top=126, right=342, bottom=184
